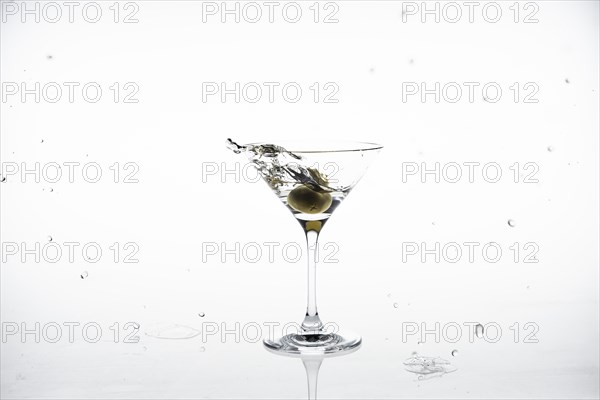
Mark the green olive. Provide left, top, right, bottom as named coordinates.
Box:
left=287, top=185, right=332, bottom=214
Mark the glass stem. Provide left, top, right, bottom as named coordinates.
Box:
left=301, top=229, right=324, bottom=332
left=302, top=358, right=323, bottom=400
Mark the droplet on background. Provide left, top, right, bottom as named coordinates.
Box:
left=475, top=324, right=484, bottom=338
left=508, top=219, right=516, bottom=227
left=199, top=346, right=206, bottom=352
left=47, top=55, right=53, bottom=60
left=40, top=139, right=44, bottom=143
left=451, top=349, right=458, bottom=356
left=393, top=303, right=399, bottom=308
left=198, top=312, right=205, bottom=317
left=565, top=78, right=570, bottom=84
left=403, top=355, right=457, bottom=377
left=47, top=236, right=52, bottom=242
left=0, top=176, right=6, bottom=183
left=80, top=271, right=88, bottom=279
left=547, top=146, right=554, bottom=152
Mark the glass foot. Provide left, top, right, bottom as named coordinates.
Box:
left=264, top=331, right=361, bottom=355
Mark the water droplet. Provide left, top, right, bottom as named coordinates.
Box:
left=40, top=139, right=44, bottom=143
left=507, top=219, right=516, bottom=227
left=80, top=271, right=88, bottom=279
left=409, top=59, right=414, bottom=65
left=475, top=324, right=484, bottom=338
left=565, top=78, right=570, bottom=84
left=0, top=176, right=6, bottom=183
left=369, top=67, right=375, bottom=73
left=547, top=146, right=554, bottom=152
left=404, top=355, right=457, bottom=377
left=133, top=322, right=140, bottom=329
left=411, top=351, right=418, bottom=356
left=526, top=285, right=531, bottom=289
left=48, top=188, right=54, bottom=192
left=47, top=55, right=53, bottom=60
left=393, top=303, right=399, bottom=308
left=200, top=346, right=206, bottom=352
left=386, top=293, right=392, bottom=298
left=451, top=349, right=458, bottom=356
left=47, top=236, right=52, bottom=242
left=198, top=312, right=205, bottom=317
left=431, top=222, right=436, bottom=226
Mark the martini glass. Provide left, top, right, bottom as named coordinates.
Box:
left=227, top=139, right=382, bottom=355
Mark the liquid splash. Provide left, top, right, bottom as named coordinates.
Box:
left=226, top=138, right=339, bottom=194
left=404, top=355, right=457, bottom=377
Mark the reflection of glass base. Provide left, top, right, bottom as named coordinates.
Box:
left=264, top=331, right=361, bottom=355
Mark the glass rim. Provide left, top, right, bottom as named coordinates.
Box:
left=245, top=140, right=384, bottom=154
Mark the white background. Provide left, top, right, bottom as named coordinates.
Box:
left=1, top=1, right=599, bottom=398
